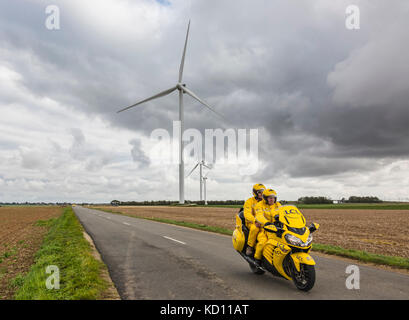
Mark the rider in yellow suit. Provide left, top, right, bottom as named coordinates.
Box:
left=253, top=189, right=282, bottom=263
left=243, top=183, right=266, bottom=256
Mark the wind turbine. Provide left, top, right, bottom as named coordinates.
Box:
left=187, top=160, right=212, bottom=201
left=116, top=21, right=222, bottom=204
left=202, top=168, right=212, bottom=205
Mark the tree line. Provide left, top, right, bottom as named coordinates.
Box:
left=0, top=202, right=73, bottom=206
left=111, top=196, right=382, bottom=206
left=297, top=196, right=382, bottom=204
left=0, top=196, right=383, bottom=207
left=110, top=200, right=246, bottom=206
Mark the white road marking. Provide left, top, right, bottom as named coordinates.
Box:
left=123, top=222, right=131, bottom=226
left=163, top=236, right=186, bottom=245
left=106, top=217, right=111, bottom=220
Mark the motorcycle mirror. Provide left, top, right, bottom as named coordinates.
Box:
left=309, top=222, right=319, bottom=233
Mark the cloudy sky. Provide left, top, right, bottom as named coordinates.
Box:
left=1, top=0, right=409, bottom=203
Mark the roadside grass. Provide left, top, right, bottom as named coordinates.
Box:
left=12, top=207, right=109, bottom=300
left=312, top=243, right=409, bottom=269
left=96, top=208, right=409, bottom=270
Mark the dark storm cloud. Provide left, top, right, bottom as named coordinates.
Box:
left=1, top=0, right=408, bottom=181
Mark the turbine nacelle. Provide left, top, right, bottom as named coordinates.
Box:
left=176, top=83, right=186, bottom=90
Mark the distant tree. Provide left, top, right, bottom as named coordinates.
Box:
left=346, top=196, right=382, bottom=203
left=111, top=200, right=121, bottom=206
left=297, top=196, right=333, bottom=204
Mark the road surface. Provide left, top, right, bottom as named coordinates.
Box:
left=73, top=206, right=409, bottom=300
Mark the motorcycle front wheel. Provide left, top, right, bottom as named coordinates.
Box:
left=291, top=264, right=315, bottom=291
left=249, top=262, right=265, bottom=275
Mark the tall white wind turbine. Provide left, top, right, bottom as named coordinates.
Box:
left=117, top=21, right=222, bottom=204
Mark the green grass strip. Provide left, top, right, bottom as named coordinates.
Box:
left=12, top=207, right=108, bottom=300
left=311, top=243, right=409, bottom=269
left=96, top=207, right=409, bottom=270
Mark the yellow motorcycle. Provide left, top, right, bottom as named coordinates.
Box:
left=232, top=205, right=320, bottom=291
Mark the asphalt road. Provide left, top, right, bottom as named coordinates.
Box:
left=73, top=206, right=409, bottom=300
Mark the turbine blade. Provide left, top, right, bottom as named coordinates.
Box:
left=179, top=20, right=191, bottom=82
left=203, top=164, right=212, bottom=170
left=187, top=163, right=199, bottom=177
left=181, top=86, right=225, bottom=119
left=117, top=86, right=177, bottom=113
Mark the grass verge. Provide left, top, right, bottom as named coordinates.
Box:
left=311, top=243, right=409, bottom=269
left=97, top=207, right=409, bottom=270
left=12, top=207, right=109, bottom=300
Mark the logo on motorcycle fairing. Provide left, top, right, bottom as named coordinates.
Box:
left=278, top=244, right=289, bottom=253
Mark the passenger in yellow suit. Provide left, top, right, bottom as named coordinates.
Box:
left=243, top=183, right=266, bottom=256
left=253, top=189, right=282, bottom=263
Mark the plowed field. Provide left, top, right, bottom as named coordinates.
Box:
left=0, top=206, right=62, bottom=299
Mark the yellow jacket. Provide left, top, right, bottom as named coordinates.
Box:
left=255, top=201, right=282, bottom=226
left=243, top=197, right=262, bottom=225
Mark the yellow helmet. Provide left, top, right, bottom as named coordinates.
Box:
left=252, top=183, right=266, bottom=197
left=262, top=189, right=277, bottom=204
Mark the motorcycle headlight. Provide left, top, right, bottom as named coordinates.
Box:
left=285, top=234, right=313, bottom=247
left=305, top=234, right=313, bottom=247
left=285, top=234, right=303, bottom=246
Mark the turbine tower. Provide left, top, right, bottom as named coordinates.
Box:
left=117, top=21, right=222, bottom=204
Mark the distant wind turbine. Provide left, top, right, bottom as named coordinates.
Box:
left=202, top=168, right=212, bottom=205
left=117, top=21, right=223, bottom=204
left=187, top=159, right=212, bottom=201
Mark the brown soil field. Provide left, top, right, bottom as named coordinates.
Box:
left=0, top=206, right=63, bottom=300
left=95, top=206, right=409, bottom=259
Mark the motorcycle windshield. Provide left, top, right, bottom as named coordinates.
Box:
left=276, top=205, right=306, bottom=228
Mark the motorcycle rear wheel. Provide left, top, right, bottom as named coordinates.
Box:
left=291, top=264, right=315, bottom=291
